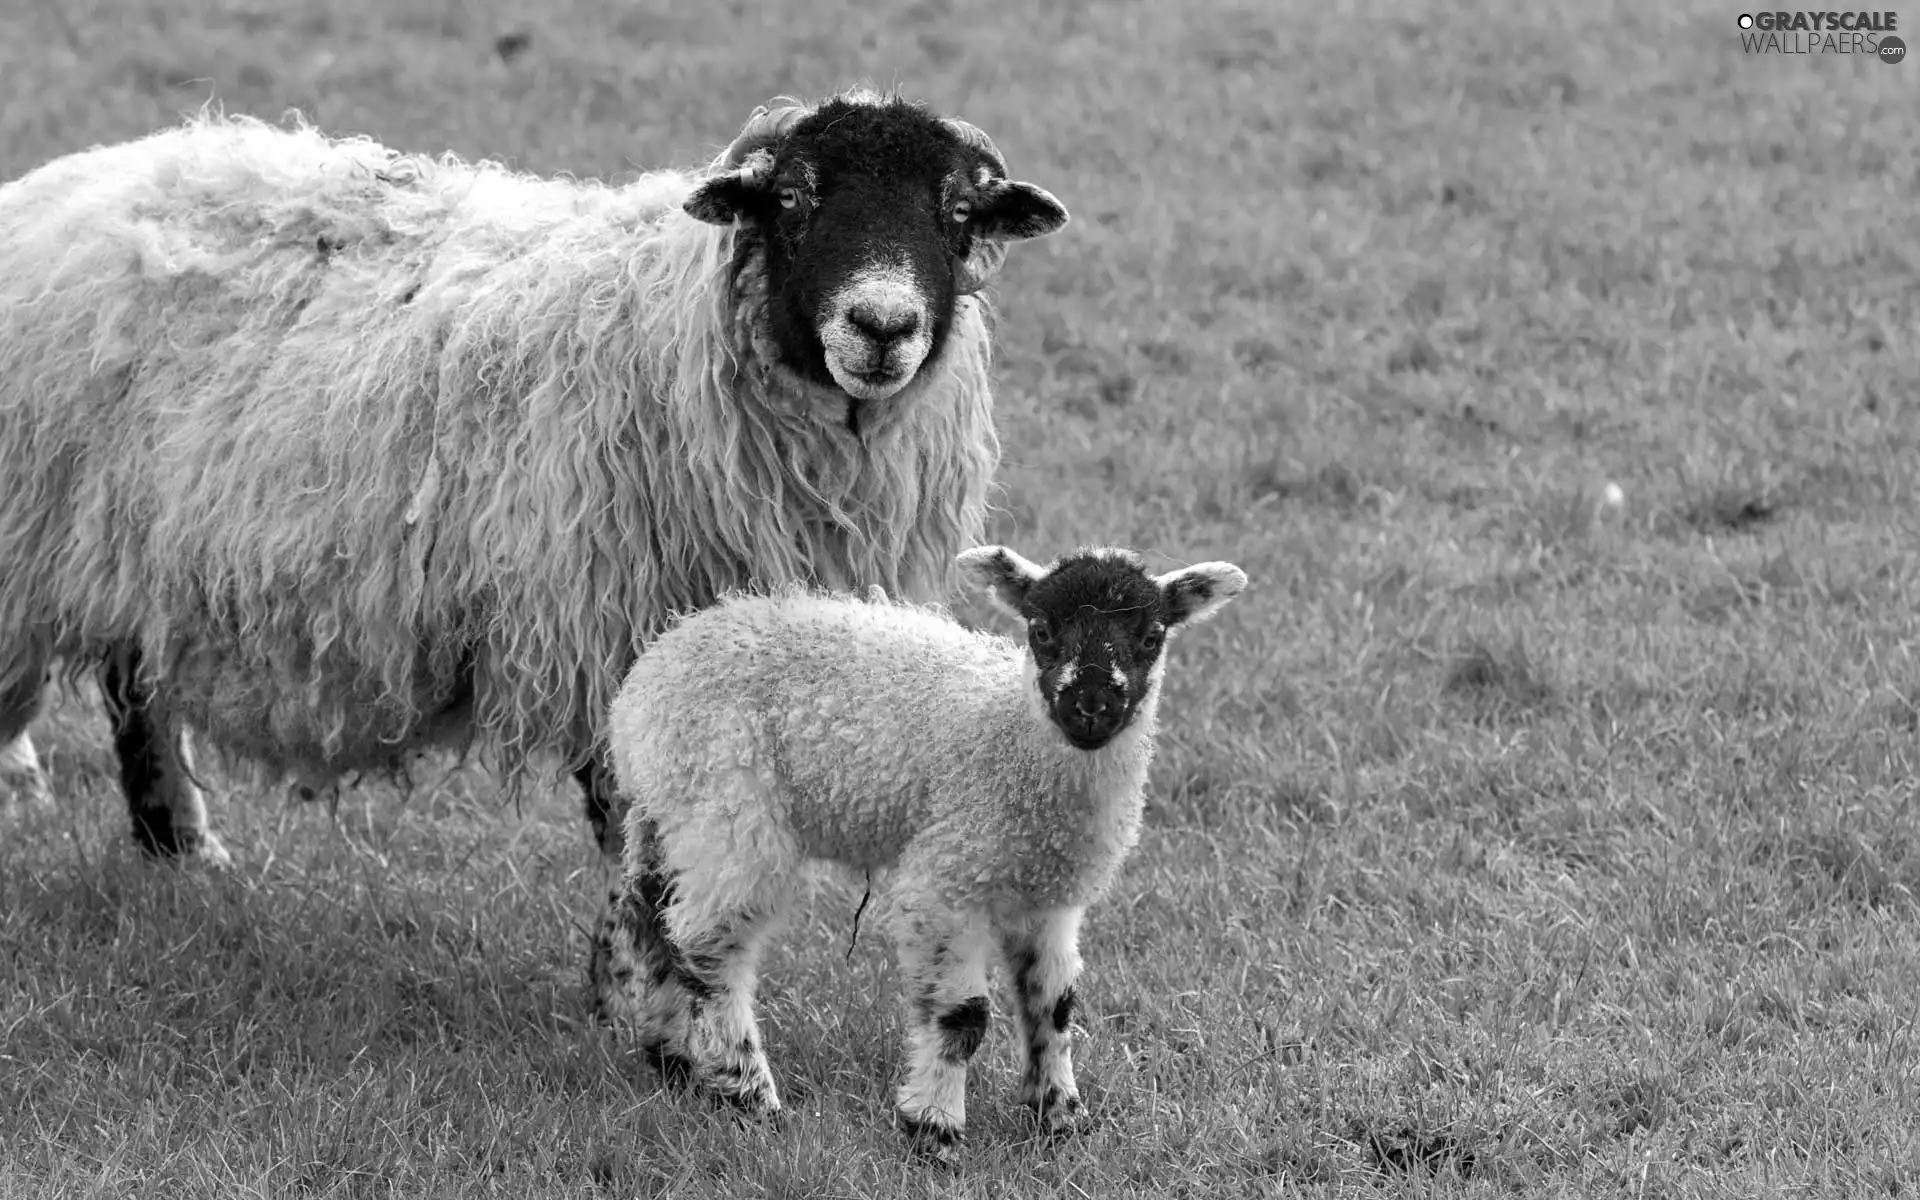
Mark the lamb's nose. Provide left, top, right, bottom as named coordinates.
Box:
left=848, top=302, right=921, bottom=346
left=1075, top=690, right=1112, bottom=717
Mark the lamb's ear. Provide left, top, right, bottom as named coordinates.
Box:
left=1156, top=562, right=1248, bottom=629
left=956, top=545, right=1046, bottom=619
left=972, top=180, right=1069, bottom=242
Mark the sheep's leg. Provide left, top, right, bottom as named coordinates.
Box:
left=0, top=668, right=53, bottom=813
left=589, top=843, right=699, bottom=1088
left=98, top=649, right=230, bottom=868
left=891, top=905, right=995, bottom=1162
left=571, top=753, right=626, bottom=862
left=1000, top=907, right=1087, bottom=1134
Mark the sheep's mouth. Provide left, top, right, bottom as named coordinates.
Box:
left=832, top=364, right=910, bottom=402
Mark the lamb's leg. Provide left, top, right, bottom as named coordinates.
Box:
left=589, top=817, right=698, bottom=1086
left=891, top=904, right=995, bottom=1162
left=592, top=813, right=788, bottom=1114
left=0, top=667, right=52, bottom=813
left=571, top=753, right=625, bottom=862
left=672, top=903, right=787, bottom=1117
left=98, top=648, right=230, bottom=868
left=1000, top=907, right=1087, bottom=1134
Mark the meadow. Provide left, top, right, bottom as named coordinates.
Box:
left=3, top=0, right=1918, bottom=1195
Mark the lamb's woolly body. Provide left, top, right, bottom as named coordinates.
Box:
left=593, top=545, right=1246, bottom=1158
left=0, top=114, right=996, bottom=783
left=606, top=589, right=1155, bottom=936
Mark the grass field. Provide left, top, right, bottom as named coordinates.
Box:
left=3, top=0, right=1918, bottom=1195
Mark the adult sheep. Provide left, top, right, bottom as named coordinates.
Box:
left=0, top=87, right=1068, bottom=865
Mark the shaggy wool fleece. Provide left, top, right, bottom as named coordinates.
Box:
left=0, top=114, right=997, bottom=784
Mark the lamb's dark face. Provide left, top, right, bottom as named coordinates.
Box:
left=958, top=546, right=1250, bottom=753
left=1021, top=555, right=1169, bottom=750
left=684, top=94, right=1068, bottom=428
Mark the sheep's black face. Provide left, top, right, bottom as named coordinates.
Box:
left=958, top=545, right=1251, bottom=754
left=1021, top=556, right=1170, bottom=751
left=684, top=93, right=1068, bottom=430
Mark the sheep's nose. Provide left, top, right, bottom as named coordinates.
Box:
left=848, top=302, right=921, bottom=346
left=1074, top=690, right=1112, bottom=717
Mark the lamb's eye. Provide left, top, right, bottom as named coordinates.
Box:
left=1141, top=628, right=1164, bottom=652
left=779, top=187, right=802, bottom=210
left=1029, top=620, right=1054, bottom=648
left=950, top=199, right=972, bottom=224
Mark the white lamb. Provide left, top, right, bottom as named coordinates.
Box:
left=590, top=543, right=1248, bottom=1160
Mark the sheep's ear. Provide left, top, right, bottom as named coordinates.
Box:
left=956, top=545, right=1046, bottom=619
left=1156, top=562, right=1248, bottom=629
left=684, top=174, right=760, bottom=225
left=972, top=180, right=1068, bottom=242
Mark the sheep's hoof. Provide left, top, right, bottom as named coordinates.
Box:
left=141, top=827, right=232, bottom=871
left=132, top=816, right=233, bottom=871
left=181, top=830, right=235, bottom=872
left=896, top=1107, right=965, bottom=1166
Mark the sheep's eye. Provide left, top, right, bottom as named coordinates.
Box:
left=778, top=186, right=802, bottom=210
left=950, top=199, right=972, bottom=224
left=1141, top=628, right=1164, bottom=652
left=1029, top=620, right=1054, bottom=648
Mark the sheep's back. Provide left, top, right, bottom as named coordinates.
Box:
left=0, top=115, right=700, bottom=765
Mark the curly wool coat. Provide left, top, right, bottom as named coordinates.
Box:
left=605, top=588, right=1157, bottom=939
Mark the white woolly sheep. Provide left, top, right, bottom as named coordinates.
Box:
left=0, top=88, right=1067, bottom=864
left=590, top=544, right=1248, bottom=1160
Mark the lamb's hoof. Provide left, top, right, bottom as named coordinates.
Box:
left=896, top=1107, right=965, bottom=1166
left=703, top=1056, right=781, bottom=1116
left=1025, top=1087, right=1086, bottom=1137
left=714, top=1082, right=782, bottom=1125
left=643, top=1042, right=697, bottom=1090
left=726, top=1095, right=786, bottom=1131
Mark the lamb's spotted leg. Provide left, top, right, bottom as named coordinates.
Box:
left=591, top=821, right=788, bottom=1113
left=1000, top=907, right=1087, bottom=1134
left=589, top=827, right=698, bottom=1087
left=891, top=903, right=995, bottom=1163
left=98, top=649, right=230, bottom=868
left=0, top=669, right=52, bottom=813
left=672, top=905, right=787, bottom=1117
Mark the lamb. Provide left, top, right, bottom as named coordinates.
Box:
left=0, top=88, right=1067, bottom=864
left=590, top=544, right=1249, bottom=1160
